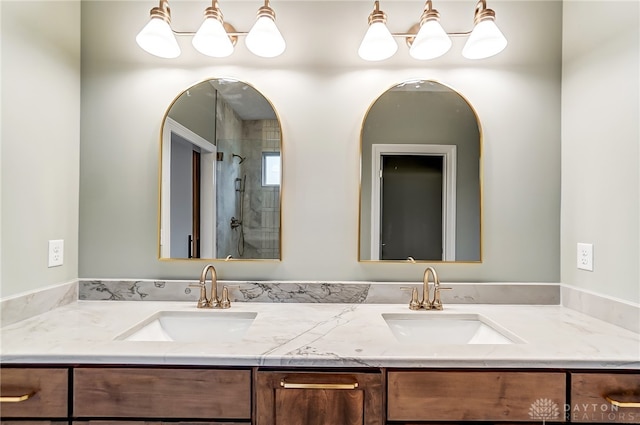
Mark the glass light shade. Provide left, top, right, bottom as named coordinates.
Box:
left=192, top=18, right=234, bottom=58
left=409, top=20, right=452, bottom=60
left=358, top=21, right=398, bottom=61
left=136, top=17, right=180, bottom=59
left=245, top=15, right=286, bottom=58
left=462, top=19, right=507, bottom=59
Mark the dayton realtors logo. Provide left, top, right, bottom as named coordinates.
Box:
left=529, top=398, right=636, bottom=423
left=529, top=398, right=561, bottom=423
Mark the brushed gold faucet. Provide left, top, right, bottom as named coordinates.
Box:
left=189, top=264, right=231, bottom=309
left=408, top=267, right=452, bottom=310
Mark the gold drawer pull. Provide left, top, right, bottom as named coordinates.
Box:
left=280, top=380, right=359, bottom=390
left=0, top=392, right=35, bottom=403
left=605, top=391, right=640, bottom=408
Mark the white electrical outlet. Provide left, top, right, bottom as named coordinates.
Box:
left=577, top=243, right=593, bottom=271
left=48, top=240, right=64, bottom=267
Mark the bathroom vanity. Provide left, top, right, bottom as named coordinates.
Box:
left=1, top=300, right=639, bottom=424
left=2, top=366, right=639, bottom=424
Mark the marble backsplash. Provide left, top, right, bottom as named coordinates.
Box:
left=78, top=279, right=561, bottom=305
left=562, top=285, right=640, bottom=334
left=3, top=279, right=638, bottom=334
left=0, top=280, right=78, bottom=327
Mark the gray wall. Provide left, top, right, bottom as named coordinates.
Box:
left=1, top=1, right=80, bottom=298
left=561, top=1, right=639, bottom=303
left=78, top=1, right=562, bottom=283
left=2, top=1, right=636, bottom=305
left=167, top=83, right=216, bottom=144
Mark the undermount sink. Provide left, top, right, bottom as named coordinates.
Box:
left=116, top=311, right=257, bottom=342
left=382, top=313, right=522, bottom=345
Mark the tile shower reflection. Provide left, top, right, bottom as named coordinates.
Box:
left=160, top=79, right=282, bottom=260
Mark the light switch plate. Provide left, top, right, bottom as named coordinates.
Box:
left=577, top=243, right=593, bottom=271
left=48, top=239, right=64, bottom=267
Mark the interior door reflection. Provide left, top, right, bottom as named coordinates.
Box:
left=381, top=155, right=443, bottom=261
left=170, top=133, right=201, bottom=258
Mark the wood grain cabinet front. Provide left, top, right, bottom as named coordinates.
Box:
left=387, top=370, right=567, bottom=422
left=72, top=422, right=247, bottom=425
left=73, top=368, right=251, bottom=420
left=570, top=373, right=640, bottom=423
left=256, top=370, right=384, bottom=425
left=0, top=368, right=68, bottom=418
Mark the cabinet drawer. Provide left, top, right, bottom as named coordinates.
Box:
left=73, top=368, right=251, bottom=419
left=388, top=371, right=566, bottom=422
left=571, top=373, right=640, bottom=423
left=72, top=422, right=249, bottom=425
left=0, top=368, right=68, bottom=418
left=256, top=371, right=384, bottom=425
left=1, top=422, right=67, bottom=425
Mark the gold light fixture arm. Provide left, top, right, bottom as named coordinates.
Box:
left=257, top=0, right=277, bottom=22
left=368, top=1, right=387, bottom=25
left=149, top=0, right=171, bottom=24
left=472, top=0, right=496, bottom=26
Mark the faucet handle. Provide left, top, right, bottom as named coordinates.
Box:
left=219, top=286, right=231, bottom=309
left=432, top=286, right=452, bottom=311
left=188, top=282, right=209, bottom=309
left=409, top=287, right=421, bottom=310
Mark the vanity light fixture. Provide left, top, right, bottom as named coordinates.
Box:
left=135, top=0, right=181, bottom=58
left=358, top=0, right=507, bottom=61
left=136, top=0, right=286, bottom=59
left=357, top=1, right=398, bottom=62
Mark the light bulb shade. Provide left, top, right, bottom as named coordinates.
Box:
left=358, top=21, right=398, bottom=61
left=245, top=13, right=286, bottom=58
left=409, top=20, right=451, bottom=60
left=136, top=16, right=180, bottom=59
left=193, top=18, right=234, bottom=57
left=462, top=19, right=507, bottom=59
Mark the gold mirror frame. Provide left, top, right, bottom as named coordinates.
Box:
left=358, top=79, right=483, bottom=263
left=158, top=78, right=283, bottom=261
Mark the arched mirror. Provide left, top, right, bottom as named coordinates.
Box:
left=359, top=80, right=481, bottom=262
left=160, top=78, right=282, bottom=260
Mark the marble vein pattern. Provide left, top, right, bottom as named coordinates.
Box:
left=0, top=280, right=78, bottom=327
left=79, top=280, right=561, bottom=305
left=1, top=301, right=638, bottom=368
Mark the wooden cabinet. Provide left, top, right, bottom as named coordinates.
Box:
left=73, top=367, right=251, bottom=420
left=0, top=368, right=68, bottom=418
left=256, top=370, right=384, bottom=425
left=73, top=422, right=246, bottom=425
left=1, top=422, right=67, bottom=425
left=571, top=373, right=640, bottom=423
left=2, top=365, right=638, bottom=424
left=387, top=370, right=567, bottom=422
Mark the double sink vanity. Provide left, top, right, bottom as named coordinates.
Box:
left=1, top=269, right=639, bottom=424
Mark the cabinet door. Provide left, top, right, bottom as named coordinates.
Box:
left=571, top=373, right=640, bottom=423
left=1, top=422, right=67, bottom=425
left=0, top=368, right=68, bottom=418
left=388, top=370, right=566, bottom=422
left=73, top=422, right=248, bottom=425
left=73, top=368, right=251, bottom=419
left=256, top=371, right=383, bottom=425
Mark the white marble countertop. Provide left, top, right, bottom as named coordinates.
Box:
left=1, top=301, right=638, bottom=369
